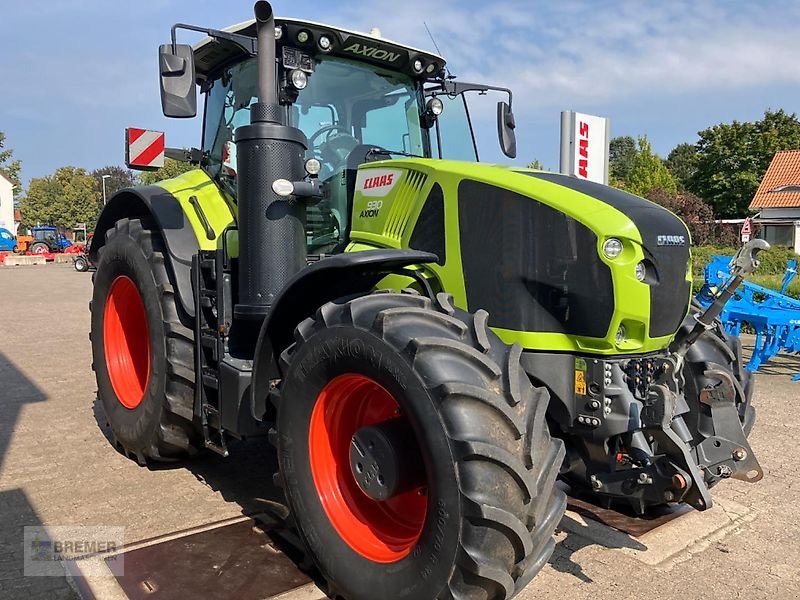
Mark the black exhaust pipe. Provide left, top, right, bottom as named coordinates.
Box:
left=234, top=1, right=307, bottom=319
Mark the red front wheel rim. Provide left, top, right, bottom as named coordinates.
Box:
left=309, top=374, right=427, bottom=563
left=103, top=276, right=151, bottom=409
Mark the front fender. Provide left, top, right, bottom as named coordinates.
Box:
left=250, top=249, right=437, bottom=421
left=90, top=185, right=202, bottom=317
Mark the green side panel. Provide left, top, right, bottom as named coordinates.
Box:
left=347, top=159, right=691, bottom=357
left=155, top=169, right=237, bottom=251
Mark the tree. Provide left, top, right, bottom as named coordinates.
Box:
left=91, top=166, right=137, bottom=203
left=647, top=188, right=714, bottom=245
left=689, top=109, right=800, bottom=218
left=665, top=143, right=698, bottom=191
left=21, top=167, right=101, bottom=229
left=609, top=136, right=637, bottom=185
left=0, top=130, right=21, bottom=199
left=527, top=159, right=546, bottom=170
left=624, top=136, right=677, bottom=197
left=138, top=159, right=195, bottom=185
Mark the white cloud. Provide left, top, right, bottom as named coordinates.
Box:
left=307, top=0, right=800, bottom=113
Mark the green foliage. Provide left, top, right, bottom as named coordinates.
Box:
left=0, top=130, right=22, bottom=198
left=137, top=159, right=195, bottom=185
left=665, top=143, right=698, bottom=191
left=91, top=166, right=137, bottom=201
left=609, top=136, right=636, bottom=184
left=21, top=166, right=101, bottom=229
left=689, top=109, right=800, bottom=218
left=647, top=188, right=714, bottom=245
left=691, top=244, right=798, bottom=278
left=691, top=244, right=800, bottom=298
left=624, top=137, right=677, bottom=197
left=526, top=159, right=546, bottom=170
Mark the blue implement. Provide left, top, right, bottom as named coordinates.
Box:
left=697, top=256, right=800, bottom=380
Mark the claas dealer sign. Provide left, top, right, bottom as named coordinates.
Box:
left=560, top=111, right=610, bottom=185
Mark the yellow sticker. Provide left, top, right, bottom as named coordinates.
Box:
left=575, top=370, right=587, bottom=396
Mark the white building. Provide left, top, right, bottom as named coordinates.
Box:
left=0, top=171, right=16, bottom=235
left=750, top=150, right=800, bottom=253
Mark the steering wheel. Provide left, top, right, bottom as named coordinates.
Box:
left=308, top=124, right=352, bottom=147
left=309, top=125, right=360, bottom=177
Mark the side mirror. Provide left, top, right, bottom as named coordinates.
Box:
left=497, top=101, right=517, bottom=159
left=158, top=44, right=197, bottom=118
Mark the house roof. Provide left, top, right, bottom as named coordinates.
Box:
left=750, top=150, right=800, bottom=210
left=0, top=169, right=13, bottom=185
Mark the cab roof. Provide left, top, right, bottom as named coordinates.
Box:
left=193, top=17, right=446, bottom=81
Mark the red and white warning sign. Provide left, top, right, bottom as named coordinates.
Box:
left=741, top=217, right=752, bottom=243
left=125, top=128, right=165, bottom=170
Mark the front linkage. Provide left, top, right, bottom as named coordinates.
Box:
left=540, top=240, right=768, bottom=513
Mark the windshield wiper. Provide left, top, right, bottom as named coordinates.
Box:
left=366, top=147, right=425, bottom=159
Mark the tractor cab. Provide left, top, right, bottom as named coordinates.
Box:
left=189, top=18, right=515, bottom=252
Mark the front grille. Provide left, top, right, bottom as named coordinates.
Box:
left=520, top=172, right=691, bottom=339
left=457, top=180, right=614, bottom=337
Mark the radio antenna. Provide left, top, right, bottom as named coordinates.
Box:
left=423, top=21, right=454, bottom=78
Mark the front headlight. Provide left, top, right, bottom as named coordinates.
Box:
left=635, top=261, right=647, bottom=282
left=602, top=238, right=623, bottom=259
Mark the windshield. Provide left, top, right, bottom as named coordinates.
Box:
left=292, top=57, right=427, bottom=174
left=203, top=55, right=429, bottom=253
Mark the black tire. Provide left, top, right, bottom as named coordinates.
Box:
left=74, top=256, right=89, bottom=272
left=274, top=291, right=566, bottom=600
left=30, top=241, right=49, bottom=254
left=681, top=299, right=755, bottom=443
left=90, top=217, right=200, bottom=464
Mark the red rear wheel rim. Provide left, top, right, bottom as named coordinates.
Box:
left=32, top=245, right=46, bottom=254
left=309, top=374, right=427, bottom=563
left=104, top=276, right=150, bottom=409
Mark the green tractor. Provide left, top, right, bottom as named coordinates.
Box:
left=89, top=3, right=764, bottom=598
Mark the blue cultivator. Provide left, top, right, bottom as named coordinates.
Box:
left=696, top=253, right=800, bottom=381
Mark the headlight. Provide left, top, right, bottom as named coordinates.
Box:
left=304, top=158, right=321, bottom=176
left=318, top=35, right=332, bottom=51
left=297, top=30, right=310, bottom=44
left=635, top=261, right=647, bottom=282
left=427, top=97, right=444, bottom=116
left=615, top=324, right=627, bottom=345
left=412, top=59, right=424, bottom=73
left=290, top=69, right=308, bottom=90
left=274, top=26, right=283, bottom=40
left=602, top=238, right=623, bottom=259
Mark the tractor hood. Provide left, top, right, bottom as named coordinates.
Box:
left=348, top=159, right=692, bottom=355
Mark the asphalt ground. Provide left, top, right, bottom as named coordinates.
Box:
left=1, top=263, right=798, bottom=600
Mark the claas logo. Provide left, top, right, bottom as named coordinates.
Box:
left=578, top=121, right=589, bottom=178
left=363, top=173, right=394, bottom=189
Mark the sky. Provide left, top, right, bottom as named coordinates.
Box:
left=1, top=0, right=799, bottom=187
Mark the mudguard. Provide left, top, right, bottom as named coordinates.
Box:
left=90, top=185, right=201, bottom=317
left=250, top=249, right=437, bottom=421
left=90, top=171, right=235, bottom=318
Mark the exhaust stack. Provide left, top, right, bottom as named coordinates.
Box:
left=234, top=1, right=308, bottom=319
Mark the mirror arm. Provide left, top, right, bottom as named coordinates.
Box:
left=437, top=80, right=513, bottom=108
left=170, top=23, right=257, bottom=55
left=165, top=147, right=206, bottom=165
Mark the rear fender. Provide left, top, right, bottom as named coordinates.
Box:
left=250, top=249, right=437, bottom=421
